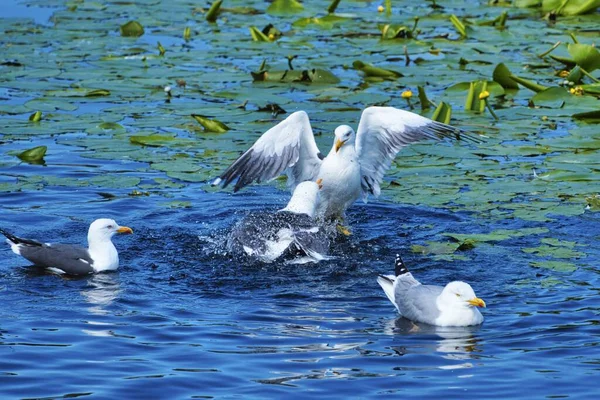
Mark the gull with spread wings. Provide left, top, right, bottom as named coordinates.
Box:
left=214, top=106, right=479, bottom=225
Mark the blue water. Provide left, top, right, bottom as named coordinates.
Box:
left=2, top=155, right=599, bottom=398
left=2, top=0, right=600, bottom=398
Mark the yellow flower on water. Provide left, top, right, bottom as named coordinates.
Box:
left=268, top=33, right=275, bottom=41
left=378, top=5, right=384, bottom=13
left=570, top=86, right=584, bottom=96
left=558, top=70, right=569, bottom=78
left=479, top=90, right=490, bottom=100
left=401, top=90, right=413, bottom=99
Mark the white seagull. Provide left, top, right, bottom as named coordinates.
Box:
left=377, top=254, right=485, bottom=327
left=213, top=106, right=479, bottom=221
left=1, top=218, right=133, bottom=275
left=227, top=180, right=331, bottom=263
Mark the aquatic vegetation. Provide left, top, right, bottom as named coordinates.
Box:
left=1, top=0, right=598, bottom=265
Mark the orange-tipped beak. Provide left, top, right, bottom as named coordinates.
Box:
left=316, top=178, right=323, bottom=189
left=467, top=297, right=486, bottom=308
left=117, top=226, right=133, bottom=234
left=334, top=139, right=344, bottom=153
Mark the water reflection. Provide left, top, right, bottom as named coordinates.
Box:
left=80, top=273, right=121, bottom=314
left=385, top=317, right=482, bottom=368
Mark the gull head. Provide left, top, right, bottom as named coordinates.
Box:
left=281, top=181, right=320, bottom=217
left=440, top=281, right=486, bottom=310
left=88, top=218, right=133, bottom=244
left=334, top=125, right=355, bottom=152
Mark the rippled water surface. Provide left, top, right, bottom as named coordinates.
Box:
left=2, top=0, right=600, bottom=398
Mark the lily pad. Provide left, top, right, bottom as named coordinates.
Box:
left=530, top=260, right=577, bottom=272
left=191, top=114, right=230, bottom=133
left=120, top=21, right=144, bottom=37
left=17, top=146, right=47, bottom=163
left=267, top=0, right=304, bottom=15
left=352, top=61, right=403, bottom=80
left=567, top=43, right=600, bottom=73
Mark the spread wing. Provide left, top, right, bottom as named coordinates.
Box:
left=355, top=106, right=480, bottom=198
left=214, top=111, right=323, bottom=192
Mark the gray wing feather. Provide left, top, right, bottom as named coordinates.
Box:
left=399, top=284, right=443, bottom=325
left=356, top=106, right=481, bottom=198
left=19, top=243, right=94, bottom=275
left=216, top=111, right=322, bottom=192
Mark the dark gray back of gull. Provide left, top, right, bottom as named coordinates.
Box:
left=1, top=229, right=95, bottom=275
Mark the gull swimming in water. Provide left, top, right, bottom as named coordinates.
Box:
left=226, top=181, right=331, bottom=264
left=1, top=218, right=133, bottom=275
left=213, top=106, right=479, bottom=221
left=377, top=254, right=486, bottom=327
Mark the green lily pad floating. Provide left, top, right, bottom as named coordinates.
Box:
left=17, top=145, right=47, bottom=163
left=411, top=241, right=466, bottom=255
left=206, top=0, right=223, bottom=22
left=293, top=14, right=350, bottom=29
left=45, top=88, right=111, bottom=97
left=89, top=175, right=141, bottom=189
left=567, top=43, right=600, bottom=73
left=492, top=63, right=519, bottom=90
left=573, top=110, right=600, bottom=121
left=86, top=122, right=126, bottom=135
left=191, top=114, right=230, bottom=133
left=530, top=87, right=570, bottom=108
left=130, top=134, right=194, bottom=147
left=267, top=0, right=304, bottom=15
left=120, top=21, right=144, bottom=37
left=352, top=61, right=403, bottom=80
left=164, top=201, right=192, bottom=209
left=491, top=63, right=546, bottom=92
left=530, top=260, right=577, bottom=272
left=541, top=0, right=600, bottom=15
left=251, top=68, right=340, bottom=84
left=522, top=245, right=586, bottom=259
left=443, top=227, right=550, bottom=244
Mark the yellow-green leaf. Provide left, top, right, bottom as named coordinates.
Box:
left=28, top=111, right=42, bottom=122
left=191, top=114, right=230, bottom=133
left=18, top=146, right=47, bottom=162
left=567, top=43, right=600, bottom=72
left=206, top=0, right=223, bottom=22
left=120, top=21, right=144, bottom=37
left=431, top=102, right=452, bottom=124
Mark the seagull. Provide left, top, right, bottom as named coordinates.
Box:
left=213, top=106, right=479, bottom=221
left=377, top=254, right=485, bottom=327
left=1, top=218, right=133, bottom=275
left=226, top=180, right=331, bottom=263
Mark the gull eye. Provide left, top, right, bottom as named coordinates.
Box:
left=106, top=225, right=114, bottom=229
left=455, top=293, right=461, bottom=297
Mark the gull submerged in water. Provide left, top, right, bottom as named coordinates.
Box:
left=214, top=106, right=479, bottom=220
left=227, top=181, right=330, bottom=264
left=377, top=254, right=485, bottom=327
left=1, top=218, right=133, bottom=275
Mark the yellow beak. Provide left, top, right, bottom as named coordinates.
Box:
left=467, top=297, right=486, bottom=308
left=334, top=139, right=344, bottom=153
left=316, top=178, right=323, bottom=189
left=117, top=226, right=133, bottom=234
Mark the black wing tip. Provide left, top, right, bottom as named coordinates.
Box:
left=378, top=274, right=394, bottom=284
left=0, top=228, right=17, bottom=242
left=430, top=121, right=484, bottom=144
left=394, top=253, right=409, bottom=276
